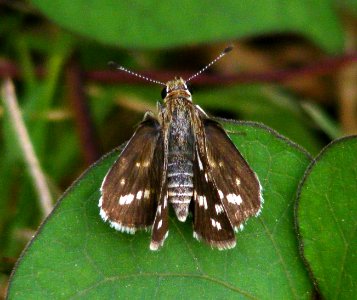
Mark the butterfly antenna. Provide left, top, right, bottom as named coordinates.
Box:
left=108, top=61, right=166, bottom=86
left=186, top=46, right=233, bottom=83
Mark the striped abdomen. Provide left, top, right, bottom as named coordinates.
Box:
left=167, top=106, right=194, bottom=222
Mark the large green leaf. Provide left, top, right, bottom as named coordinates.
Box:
left=296, top=136, right=357, bottom=299
left=29, top=0, right=343, bottom=52
left=7, top=122, right=313, bottom=299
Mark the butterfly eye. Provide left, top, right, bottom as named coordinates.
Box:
left=161, top=87, right=167, bottom=99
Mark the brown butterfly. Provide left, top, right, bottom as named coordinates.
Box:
left=99, top=47, right=262, bottom=250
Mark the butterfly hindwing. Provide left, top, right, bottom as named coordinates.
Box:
left=150, top=188, right=169, bottom=250
left=203, top=119, right=262, bottom=231
left=150, top=131, right=170, bottom=250
left=99, top=114, right=162, bottom=233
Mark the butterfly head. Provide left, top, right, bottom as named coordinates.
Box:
left=161, top=77, right=192, bottom=102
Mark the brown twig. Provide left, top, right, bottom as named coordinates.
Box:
left=1, top=79, right=53, bottom=217
left=66, top=58, right=101, bottom=165
left=337, top=23, right=357, bottom=134
left=1, top=53, right=357, bottom=85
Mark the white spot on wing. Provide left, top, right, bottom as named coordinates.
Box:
left=198, top=195, right=208, bottom=209
left=218, top=190, right=224, bottom=199
left=120, top=178, right=125, bottom=185
left=163, top=195, right=167, bottom=208
left=215, top=204, right=224, bottom=214
left=135, top=162, right=141, bottom=167
left=144, top=189, right=150, bottom=199
left=136, top=190, right=143, bottom=200
left=234, top=223, right=245, bottom=232
left=236, top=178, right=241, bottom=186
left=119, top=193, right=134, bottom=205
left=157, top=219, right=162, bottom=229
left=226, top=193, right=242, bottom=205
left=193, top=231, right=201, bottom=241
left=210, top=218, right=222, bottom=230
left=197, top=154, right=203, bottom=170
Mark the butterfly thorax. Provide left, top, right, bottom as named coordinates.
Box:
left=164, top=77, right=192, bottom=103
left=163, top=82, right=195, bottom=222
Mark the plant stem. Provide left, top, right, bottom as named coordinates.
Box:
left=1, top=79, right=53, bottom=217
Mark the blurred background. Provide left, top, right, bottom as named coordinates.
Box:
left=1, top=1, right=357, bottom=296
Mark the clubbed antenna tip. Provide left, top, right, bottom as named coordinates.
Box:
left=108, top=61, right=118, bottom=68
left=186, top=45, right=234, bottom=82
left=224, top=45, right=234, bottom=53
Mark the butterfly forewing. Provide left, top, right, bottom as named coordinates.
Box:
left=193, top=149, right=236, bottom=249
left=203, top=119, right=262, bottom=230
left=100, top=115, right=162, bottom=233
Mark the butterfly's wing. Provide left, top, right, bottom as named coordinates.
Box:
left=150, top=131, right=170, bottom=250
left=202, top=119, right=262, bottom=231
left=192, top=147, right=236, bottom=249
left=99, top=114, right=163, bottom=233
left=150, top=185, right=169, bottom=250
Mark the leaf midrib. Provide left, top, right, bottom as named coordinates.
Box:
left=69, top=273, right=258, bottom=300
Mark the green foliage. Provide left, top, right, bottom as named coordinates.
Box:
left=30, top=0, right=344, bottom=52
left=7, top=123, right=313, bottom=299
left=296, top=136, right=357, bottom=299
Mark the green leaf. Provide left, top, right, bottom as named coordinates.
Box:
left=8, top=122, right=313, bottom=299
left=29, top=0, right=343, bottom=52
left=336, top=0, right=357, bottom=17
left=296, top=136, right=357, bottom=299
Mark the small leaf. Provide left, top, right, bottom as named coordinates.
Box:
left=8, top=122, right=313, bottom=299
left=29, top=0, right=343, bottom=52
left=296, top=136, right=357, bottom=299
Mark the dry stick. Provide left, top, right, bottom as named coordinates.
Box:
left=2, top=53, right=357, bottom=85
left=66, top=58, right=101, bottom=165
left=338, top=24, right=357, bottom=135
left=1, top=78, right=53, bottom=217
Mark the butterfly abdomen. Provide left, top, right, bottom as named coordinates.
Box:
left=167, top=105, right=195, bottom=222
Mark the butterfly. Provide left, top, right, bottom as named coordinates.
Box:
left=99, top=47, right=262, bottom=250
